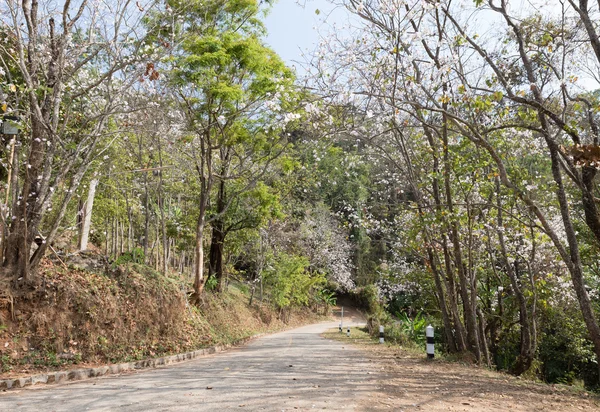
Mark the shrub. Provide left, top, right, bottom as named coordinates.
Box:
left=351, top=284, right=381, bottom=314
left=264, top=252, right=325, bottom=311
left=114, top=247, right=145, bottom=265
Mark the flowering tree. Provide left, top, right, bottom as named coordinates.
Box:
left=0, top=0, right=160, bottom=284
left=304, top=0, right=600, bottom=376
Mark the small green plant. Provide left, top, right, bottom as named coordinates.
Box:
left=115, top=247, right=145, bottom=265
left=46, top=351, right=61, bottom=367
left=396, top=311, right=428, bottom=346
left=1, top=355, right=13, bottom=372
left=205, top=275, right=218, bottom=291
left=317, top=289, right=337, bottom=306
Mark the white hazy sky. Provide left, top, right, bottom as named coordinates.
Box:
left=264, top=0, right=350, bottom=73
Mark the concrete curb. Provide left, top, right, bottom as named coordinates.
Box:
left=0, top=334, right=263, bottom=391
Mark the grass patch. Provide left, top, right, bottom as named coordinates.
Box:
left=323, top=326, right=428, bottom=358
left=322, top=326, right=373, bottom=344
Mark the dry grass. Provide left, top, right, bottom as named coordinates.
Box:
left=324, top=327, right=600, bottom=411
left=0, top=260, right=320, bottom=378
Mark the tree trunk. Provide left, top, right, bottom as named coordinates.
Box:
left=0, top=138, right=17, bottom=263
left=441, top=117, right=481, bottom=362
left=3, top=116, right=47, bottom=282
left=426, top=246, right=457, bottom=353
left=157, top=136, right=168, bottom=275
left=208, top=220, right=225, bottom=292
left=143, top=172, right=150, bottom=262
left=193, top=217, right=207, bottom=298
left=546, top=142, right=600, bottom=374
left=477, top=307, right=491, bottom=367
left=424, top=128, right=466, bottom=353
left=78, top=179, right=98, bottom=251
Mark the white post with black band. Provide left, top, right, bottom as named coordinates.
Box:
left=426, top=324, right=434, bottom=359
left=379, top=325, right=384, bottom=344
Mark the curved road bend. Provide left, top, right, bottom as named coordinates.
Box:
left=0, top=319, right=381, bottom=411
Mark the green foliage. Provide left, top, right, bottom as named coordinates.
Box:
left=264, top=252, right=324, bottom=310
left=1, top=354, right=13, bottom=372
left=205, top=275, right=219, bottom=291
left=114, top=248, right=145, bottom=265
left=316, top=289, right=337, bottom=307
left=350, top=285, right=381, bottom=314
left=538, top=305, right=598, bottom=388
left=396, top=312, right=429, bottom=346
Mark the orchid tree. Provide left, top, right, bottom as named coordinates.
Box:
left=304, top=0, right=600, bottom=377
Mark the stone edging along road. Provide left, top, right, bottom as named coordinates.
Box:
left=0, top=333, right=264, bottom=391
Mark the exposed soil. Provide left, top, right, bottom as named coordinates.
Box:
left=323, top=327, right=600, bottom=411
left=0, top=258, right=322, bottom=380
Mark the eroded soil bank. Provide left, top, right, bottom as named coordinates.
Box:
left=1, top=259, right=321, bottom=380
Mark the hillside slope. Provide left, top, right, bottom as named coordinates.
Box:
left=0, top=258, right=319, bottom=378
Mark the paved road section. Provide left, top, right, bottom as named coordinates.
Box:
left=0, top=320, right=379, bottom=411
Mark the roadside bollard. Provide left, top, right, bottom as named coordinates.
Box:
left=379, top=325, right=384, bottom=344
left=339, top=323, right=342, bottom=333
left=347, top=326, right=350, bottom=337
left=426, top=324, right=434, bottom=359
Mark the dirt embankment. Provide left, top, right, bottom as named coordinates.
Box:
left=0, top=258, right=319, bottom=379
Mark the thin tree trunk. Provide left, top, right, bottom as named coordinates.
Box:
left=424, top=129, right=466, bottom=353
left=0, top=139, right=17, bottom=263
left=155, top=134, right=168, bottom=275
left=143, top=173, right=149, bottom=262
left=426, top=245, right=457, bottom=353
left=209, top=219, right=225, bottom=292
left=477, top=307, right=491, bottom=368
left=193, top=218, right=207, bottom=297
left=441, top=116, right=481, bottom=362
left=78, top=179, right=98, bottom=251
left=104, top=218, right=108, bottom=255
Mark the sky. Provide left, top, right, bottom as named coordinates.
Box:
left=264, top=0, right=350, bottom=74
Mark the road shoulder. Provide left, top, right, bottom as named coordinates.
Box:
left=323, top=327, right=600, bottom=411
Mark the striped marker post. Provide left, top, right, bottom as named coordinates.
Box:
left=339, top=323, right=342, bottom=333
left=347, top=326, right=350, bottom=337
left=426, top=325, right=435, bottom=359
left=379, top=325, right=384, bottom=344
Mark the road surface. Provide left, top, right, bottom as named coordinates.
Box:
left=0, top=318, right=380, bottom=411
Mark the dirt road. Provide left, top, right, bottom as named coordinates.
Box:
left=0, top=314, right=374, bottom=411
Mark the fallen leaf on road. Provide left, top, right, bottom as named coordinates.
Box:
left=206, top=386, right=213, bottom=390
